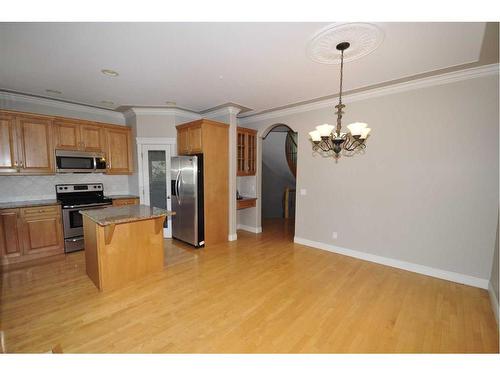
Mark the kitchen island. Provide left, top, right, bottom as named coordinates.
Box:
left=81, top=205, right=175, bottom=291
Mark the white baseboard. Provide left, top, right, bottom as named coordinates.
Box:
left=293, top=237, right=489, bottom=289
left=237, top=224, right=262, bottom=233
left=228, top=233, right=237, bottom=241
left=488, top=281, right=499, bottom=327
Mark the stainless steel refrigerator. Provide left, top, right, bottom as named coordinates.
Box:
left=171, top=155, right=205, bottom=247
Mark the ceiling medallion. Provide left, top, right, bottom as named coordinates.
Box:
left=308, top=42, right=371, bottom=159
left=307, top=23, right=384, bottom=64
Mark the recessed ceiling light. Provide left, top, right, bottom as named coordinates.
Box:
left=165, top=101, right=177, bottom=106
left=45, top=89, right=62, bottom=95
left=100, top=100, right=115, bottom=106
left=101, top=69, right=119, bottom=77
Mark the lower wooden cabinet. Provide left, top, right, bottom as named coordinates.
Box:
left=112, top=198, right=140, bottom=206
left=0, top=205, right=64, bottom=266
left=0, top=209, right=23, bottom=263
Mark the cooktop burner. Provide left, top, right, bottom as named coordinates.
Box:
left=56, top=183, right=111, bottom=207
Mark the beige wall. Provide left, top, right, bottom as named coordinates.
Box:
left=490, top=214, right=499, bottom=321
left=241, top=74, right=499, bottom=281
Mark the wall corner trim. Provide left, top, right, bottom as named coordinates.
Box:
left=488, top=281, right=500, bottom=328
left=293, top=236, right=490, bottom=289
left=237, top=224, right=262, bottom=233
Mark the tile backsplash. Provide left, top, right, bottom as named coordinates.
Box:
left=0, top=174, right=131, bottom=202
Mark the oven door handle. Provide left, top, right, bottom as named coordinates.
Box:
left=64, top=203, right=111, bottom=209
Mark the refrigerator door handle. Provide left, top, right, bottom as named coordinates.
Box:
left=175, top=169, right=181, bottom=205
left=178, top=170, right=183, bottom=205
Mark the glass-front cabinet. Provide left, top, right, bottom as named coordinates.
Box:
left=237, top=127, right=257, bottom=176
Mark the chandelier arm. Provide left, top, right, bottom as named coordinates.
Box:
left=343, top=138, right=366, bottom=152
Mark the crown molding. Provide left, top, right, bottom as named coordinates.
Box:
left=127, top=107, right=202, bottom=120
left=0, top=90, right=125, bottom=122
left=203, top=105, right=242, bottom=119
left=238, top=63, right=500, bottom=125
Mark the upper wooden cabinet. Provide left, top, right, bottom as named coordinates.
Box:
left=0, top=112, right=55, bottom=174
left=237, top=127, right=257, bottom=176
left=176, top=119, right=229, bottom=246
left=16, top=114, right=55, bottom=174
left=80, top=123, right=104, bottom=152
left=105, top=126, right=133, bottom=174
left=177, top=123, right=203, bottom=155
left=54, top=120, right=105, bottom=152
left=55, top=119, right=104, bottom=152
left=0, top=110, right=134, bottom=176
left=0, top=113, right=18, bottom=173
left=55, top=120, right=81, bottom=150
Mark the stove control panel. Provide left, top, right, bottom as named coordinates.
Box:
left=56, top=184, right=103, bottom=193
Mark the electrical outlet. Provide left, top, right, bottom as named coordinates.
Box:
left=300, top=188, right=307, bottom=196
left=332, top=231, right=338, bottom=240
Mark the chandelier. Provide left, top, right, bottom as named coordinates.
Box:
left=309, top=42, right=371, bottom=158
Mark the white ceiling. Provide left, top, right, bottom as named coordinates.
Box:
left=0, top=22, right=487, bottom=114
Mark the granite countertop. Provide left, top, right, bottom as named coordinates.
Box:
left=0, top=199, right=61, bottom=210
left=106, top=195, right=140, bottom=200
left=80, top=204, right=175, bottom=226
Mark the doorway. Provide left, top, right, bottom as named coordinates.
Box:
left=138, top=140, right=175, bottom=238
left=261, top=124, right=297, bottom=235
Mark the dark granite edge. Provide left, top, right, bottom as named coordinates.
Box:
left=106, top=195, right=140, bottom=199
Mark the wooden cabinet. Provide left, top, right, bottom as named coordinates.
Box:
left=21, top=206, right=64, bottom=256
left=112, top=198, right=140, bottom=206
left=0, top=113, right=18, bottom=173
left=80, top=123, right=104, bottom=152
left=1, top=204, right=64, bottom=267
left=55, top=119, right=105, bottom=152
left=1, top=110, right=134, bottom=176
left=237, top=127, right=257, bottom=176
left=177, top=123, right=203, bottom=155
left=0, top=209, right=23, bottom=263
left=16, top=114, right=55, bottom=174
left=105, top=127, right=133, bottom=174
left=0, top=112, right=55, bottom=174
left=237, top=198, right=257, bottom=210
left=55, top=120, right=81, bottom=150
left=176, top=119, right=229, bottom=246
left=177, top=127, right=189, bottom=155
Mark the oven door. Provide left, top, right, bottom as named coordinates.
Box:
left=62, top=203, right=111, bottom=238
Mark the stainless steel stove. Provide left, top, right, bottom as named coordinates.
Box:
left=56, top=183, right=112, bottom=253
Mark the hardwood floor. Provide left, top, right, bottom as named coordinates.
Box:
left=1, top=218, right=498, bottom=353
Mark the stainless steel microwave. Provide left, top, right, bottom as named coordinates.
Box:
left=55, top=150, right=107, bottom=173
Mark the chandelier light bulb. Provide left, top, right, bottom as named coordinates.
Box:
left=309, top=130, right=322, bottom=142
left=347, top=122, right=367, bottom=136
left=316, top=124, right=335, bottom=137
left=360, top=127, right=371, bottom=139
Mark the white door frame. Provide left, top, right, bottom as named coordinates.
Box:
left=136, top=137, right=177, bottom=238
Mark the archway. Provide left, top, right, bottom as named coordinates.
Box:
left=258, top=123, right=298, bottom=238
